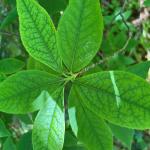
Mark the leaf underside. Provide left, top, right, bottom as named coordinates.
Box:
left=33, top=90, right=65, bottom=150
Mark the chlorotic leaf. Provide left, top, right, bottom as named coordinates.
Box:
left=32, top=90, right=65, bottom=150
left=57, top=0, right=103, bottom=72
left=0, top=70, right=64, bottom=114
left=69, top=87, right=113, bottom=150
left=72, top=71, right=150, bottom=129
left=0, top=58, right=25, bottom=74
left=16, top=0, right=62, bottom=72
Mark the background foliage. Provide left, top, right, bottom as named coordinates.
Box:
left=0, top=0, right=150, bottom=149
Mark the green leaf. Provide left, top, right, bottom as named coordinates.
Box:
left=0, top=119, right=10, bottom=138
left=0, top=58, right=25, bottom=74
left=126, top=61, right=150, bottom=79
left=63, top=146, right=86, bottom=150
left=17, top=132, right=33, bottom=150
left=69, top=87, right=113, bottom=150
left=107, top=54, right=135, bottom=70
left=16, top=0, right=62, bottom=72
left=27, top=56, right=58, bottom=75
left=3, top=137, right=16, bottom=150
left=72, top=71, right=150, bottom=129
left=63, top=130, right=87, bottom=150
left=57, top=0, right=103, bottom=72
left=0, top=7, right=18, bottom=30
left=64, top=130, right=77, bottom=147
left=0, top=70, right=64, bottom=114
left=109, top=123, right=134, bottom=149
left=32, top=90, right=65, bottom=150
left=0, top=73, right=6, bottom=83
left=144, top=0, right=150, bottom=6
left=38, top=0, right=67, bottom=15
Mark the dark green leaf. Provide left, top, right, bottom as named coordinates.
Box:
left=17, top=132, right=33, bottom=150
left=63, top=145, right=86, bottom=150
left=126, top=61, right=150, bottom=79
left=0, top=73, right=6, bottom=83
left=0, top=7, right=18, bottom=30
left=2, top=137, right=16, bottom=150
left=0, top=119, right=10, bottom=138
left=0, top=58, right=25, bottom=74
left=38, top=0, right=67, bottom=15
left=109, top=123, right=134, bottom=149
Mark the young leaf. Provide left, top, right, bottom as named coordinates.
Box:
left=0, top=70, right=64, bottom=114
left=69, top=88, right=113, bottom=150
left=0, top=58, right=25, bottom=74
left=32, top=90, right=65, bottom=150
left=72, top=71, right=150, bottom=129
left=16, top=0, right=62, bottom=72
left=57, top=0, right=103, bottom=72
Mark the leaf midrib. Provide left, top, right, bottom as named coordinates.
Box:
left=70, top=0, right=85, bottom=71
left=0, top=78, right=63, bottom=102
left=74, top=82, right=150, bottom=113
left=47, top=88, right=64, bottom=150
left=74, top=87, right=106, bottom=150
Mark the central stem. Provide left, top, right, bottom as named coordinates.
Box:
left=63, top=72, right=78, bottom=82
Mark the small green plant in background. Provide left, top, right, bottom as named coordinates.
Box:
left=0, top=0, right=150, bottom=150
